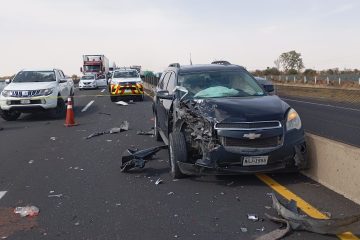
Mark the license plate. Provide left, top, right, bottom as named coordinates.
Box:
left=20, top=99, right=31, bottom=104
left=243, top=156, right=268, bottom=166
left=124, top=89, right=132, bottom=93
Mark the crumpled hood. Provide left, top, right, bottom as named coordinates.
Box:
left=4, top=82, right=57, bottom=91
left=193, top=96, right=290, bottom=123
left=111, top=77, right=142, bottom=84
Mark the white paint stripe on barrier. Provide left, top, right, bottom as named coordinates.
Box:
left=282, top=97, right=360, bottom=112
left=81, top=100, right=95, bottom=112
left=0, top=191, right=7, bottom=200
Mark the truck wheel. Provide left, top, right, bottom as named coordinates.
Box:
left=169, top=132, right=187, bottom=179
left=110, top=96, right=118, bottom=102
left=0, top=110, right=21, bottom=121
left=49, top=97, right=66, bottom=119
left=154, top=114, right=162, bottom=142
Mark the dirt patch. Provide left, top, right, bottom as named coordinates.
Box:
left=0, top=207, right=38, bottom=238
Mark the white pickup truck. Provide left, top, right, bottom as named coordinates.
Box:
left=0, top=68, right=74, bottom=120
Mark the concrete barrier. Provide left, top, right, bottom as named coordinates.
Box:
left=303, top=133, right=360, bottom=204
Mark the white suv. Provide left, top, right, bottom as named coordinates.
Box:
left=0, top=69, right=74, bottom=121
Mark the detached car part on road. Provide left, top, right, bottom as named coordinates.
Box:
left=0, top=69, right=74, bottom=120
left=153, top=62, right=307, bottom=178
left=109, top=69, right=144, bottom=102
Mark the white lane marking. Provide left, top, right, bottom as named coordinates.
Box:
left=101, top=89, right=105, bottom=93
left=0, top=191, right=7, bottom=200
left=281, top=97, right=360, bottom=113
left=81, top=100, right=95, bottom=112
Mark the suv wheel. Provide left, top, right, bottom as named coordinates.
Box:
left=154, top=114, right=162, bottom=142
left=0, top=110, right=21, bottom=121
left=169, top=132, right=187, bottom=179
left=49, top=97, right=66, bottom=119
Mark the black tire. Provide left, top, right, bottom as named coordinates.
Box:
left=154, top=114, right=162, bottom=142
left=110, top=96, right=118, bottom=102
left=0, top=110, right=21, bottom=121
left=49, top=97, right=66, bottom=119
left=169, top=132, right=187, bottom=179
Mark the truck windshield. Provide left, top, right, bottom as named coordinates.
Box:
left=84, top=65, right=100, bottom=72
left=113, top=71, right=139, bottom=78
left=178, top=70, right=265, bottom=99
left=12, top=71, right=56, bottom=83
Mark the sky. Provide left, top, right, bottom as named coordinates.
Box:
left=0, top=0, right=359, bottom=76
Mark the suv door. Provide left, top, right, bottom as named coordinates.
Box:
left=155, top=72, right=171, bottom=138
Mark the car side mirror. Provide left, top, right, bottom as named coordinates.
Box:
left=5, top=79, right=11, bottom=84
left=172, top=86, right=188, bottom=100
left=157, top=90, right=174, bottom=100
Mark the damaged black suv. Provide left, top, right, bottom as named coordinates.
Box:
left=153, top=62, right=307, bottom=178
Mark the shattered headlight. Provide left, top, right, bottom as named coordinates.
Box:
left=1, top=90, right=11, bottom=97
left=40, top=88, right=54, bottom=96
left=286, top=108, right=302, bottom=131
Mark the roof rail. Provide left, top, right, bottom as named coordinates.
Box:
left=168, top=63, right=180, bottom=68
left=211, top=60, right=231, bottom=65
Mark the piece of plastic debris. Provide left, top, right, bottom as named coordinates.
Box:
left=240, top=227, right=248, bottom=233
left=74, top=222, right=80, bottom=226
left=120, top=145, right=168, bottom=172
left=155, top=178, right=163, bottom=185
left=256, top=227, right=265, bottom=232
left=268, top=193, right=360, bottom=235
left=14, top=206, right=39, bottom=217
left=115, top=101, right=128, bottom=106
left=236, top=196, right=241, bottom=201
left=50, top=137, right=56, bottom=141
left=265, top=206, right=272, bottom=210
left=48, top=194, right=63, bottom=198
left=220, top=192, right=225, bottom=195
left=167, top=192, right=175, bottom=195
left=49, top=190, right=55, bottom=193
left=227, top=181, right=234, bottom=186
left=28, top=160, right=34, bottom=164
left=136, top=129, right=155, bottom=136
left=74, top=167, right=79, bottom=170
left=98, top=112, right=111, bottom=116
left=86, top=121, right=129, bottom=139
left=174, top=214, right=179, bottom=217
left=106, top=139, right=113, bottom=142
left=255, top=214, right=291, bottom=240
left=247, top=214, right=259, bottom=222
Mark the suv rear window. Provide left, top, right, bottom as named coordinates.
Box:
left=178, top=70, right=265, bottom=99
left=13, top=71, right=56, bottom=83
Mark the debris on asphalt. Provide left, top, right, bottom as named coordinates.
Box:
left=14, top=206, right=39, bottom=217
left=28, top=160, right=34, bottom=164
left=115, top=101, right=128, bottom=106
left=256, top=227, right=266, bottom=232
left=167, top=192, right=175, bottom=196
left=136, top=129, right=155, bottom=136
left=120, top=145, right=168, bottom=172
left=247, top=214, right=259, bottom=222
left=155, top=178, right=163, bottom=185
left=255, top=214, right=290, bottom=240
left=48, top=194, right=63, bottom=198
left=240, top=227, right=248, bottom=233
left=227, top=181, right=234, bottom=186
left=50, top=137, right=56, bottom=141
left=86, top=121, right=129, bottom=139
left=98, top=112, right=111, bottom=116
left=265, top=206, right=272, bottom=210
left=74, top=221, right=80, bottom=226
left=263, top=193, right=360, bottom=236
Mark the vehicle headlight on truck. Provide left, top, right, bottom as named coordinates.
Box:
left=286, top=108, right=302, bottom=131
left=40, top=88, right=54, bottom=96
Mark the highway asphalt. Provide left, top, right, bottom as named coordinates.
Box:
left=0, top=88, right=359, bottom=240
left=279, top=95, right=360, bottom=147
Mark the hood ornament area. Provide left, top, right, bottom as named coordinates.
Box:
left=243, top=133, right=261, bottom=140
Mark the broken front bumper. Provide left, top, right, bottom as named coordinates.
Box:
left=110, top=83, right=144, bottom=96
left=178, top=131, right=307, bottom=175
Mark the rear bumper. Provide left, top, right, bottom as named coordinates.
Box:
left=110, top=83, right=144, bottom=96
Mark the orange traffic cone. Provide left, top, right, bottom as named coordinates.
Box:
left=64, top=97, right=77, bottom=127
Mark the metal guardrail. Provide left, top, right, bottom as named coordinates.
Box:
left=142, top=76, right=159, bottom=86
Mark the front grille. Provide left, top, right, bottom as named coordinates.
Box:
left=222, top=136, right=281, bottom=148
left=9, top=100, right=42, bottom=105
left=215, top=121, right=281, bottom=130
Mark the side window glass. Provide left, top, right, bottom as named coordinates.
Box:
left=158, top=72, right=166, bottom=89
left=55, top=71, right=61, bottom=80
left=166, top=72, right=176, bottom=92
left=162, top=73, right=171, bottom=91
left=60, top=71, right=66, bottom=79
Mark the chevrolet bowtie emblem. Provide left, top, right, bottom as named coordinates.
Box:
left=243, top=133, right=261, bottom=140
